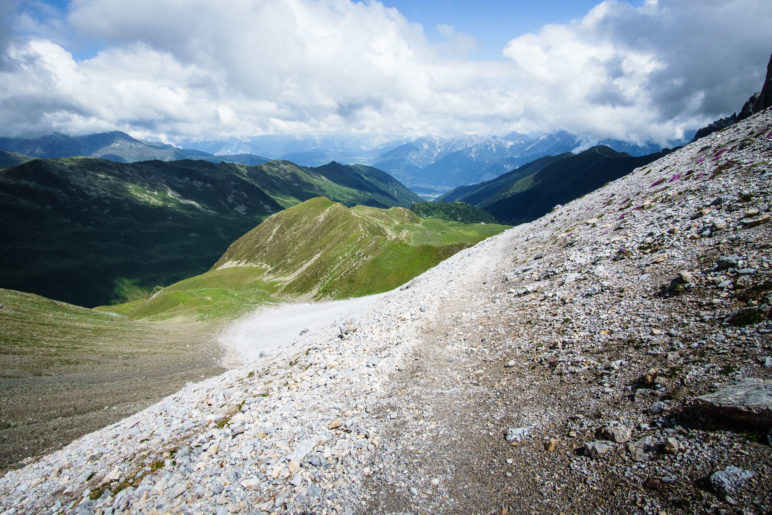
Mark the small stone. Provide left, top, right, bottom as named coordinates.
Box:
left=628, top=436, right=657, bottom=461
left=764, top=356, right=772, bottom=368
left=240, top=478, right=260, bottom=490
left=99, top=466, right=122, bottom=487
left=663, top=437, right=680, bottom=454
left=650, top=401, right=666, bottom=415
left=327, top=419, right=342, bottom=430
left=505, top=360, right=516, bottom=368
left=710, top=466, right=755, bottom=496
left=288, top=460, right=300, bottom=474
left=544, top=438, right=559, bottom=451
left=741, top=214, right=770, bottom=228
left=603, top=425, right=632, bottom=443
left=744, top=208, right=760, bottom=217
left=716, top=255, right=742, bottom=270
left=585, top=440, right=613, bottom=459
left=505, top=427, right=530, bottom=444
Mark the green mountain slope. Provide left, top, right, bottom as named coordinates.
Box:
left=439, top=154, right=571, bottom=207
left=409, top=201, right=499, bottom=224
left=0, top=152, right=32, bottom=169
left=0, top=157, right=282, bottom=307
left=108, top=197, right=509, bottom=320
left=243, top=160, right=423, bottom=209
left=0, top=156, right=419, bottom=307
left=440, top=146, right=667, bottom=225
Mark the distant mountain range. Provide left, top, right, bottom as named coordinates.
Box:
left=1, top=130, right=686, bottom=196
left=0, top=156, right=420, bottom=307
left=182, top=131, right=677, bottom=196
left=440, top=145, right=669, bottom=225
left=372, top=132, right=673, bottom=196
left=0, top=131, right=269, bottom=166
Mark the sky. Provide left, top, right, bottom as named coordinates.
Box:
left=1, top=0, right=770, bottom=145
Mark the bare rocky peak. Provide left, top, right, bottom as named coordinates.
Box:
left=758, top=53, right=772, bottom=112
left=695, top=53, right=772, bottom=141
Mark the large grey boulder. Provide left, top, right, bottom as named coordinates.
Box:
left=694, top=379, right=772, bottom=427
left=710, top=466, right=755, bottom=496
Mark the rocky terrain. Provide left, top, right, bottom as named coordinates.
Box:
left=0, top=110, right=770, bottom=513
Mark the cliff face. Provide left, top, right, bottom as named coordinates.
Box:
left=758, top=52, right=772, bottom=112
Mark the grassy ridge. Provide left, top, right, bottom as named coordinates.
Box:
left=107, top=197, right=509, bottom=320
left=0, top=157, right=421, bottom=307
left=243, top=160, right=422, bottom=209
left=409, top=201, right=498, bottom=224
left=103, top=268, right=279, bottom=321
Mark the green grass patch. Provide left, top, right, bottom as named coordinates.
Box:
left=0, top=288, right=177, bottom=375
left=108, top=198, right=508, bottom=321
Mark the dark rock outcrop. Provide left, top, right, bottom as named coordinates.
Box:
left=758, top=52, right=772, bottom=112
left=693, top=53, right=772, bottom=141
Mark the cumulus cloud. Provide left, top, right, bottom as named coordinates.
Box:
left=0, top=0, right=770, bottom=144
left=502, top=0, right=772, bottom=143
left=436, top=24, right=479, bottom=58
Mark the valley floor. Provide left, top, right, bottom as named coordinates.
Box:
left=0, top=299, right=225, bottom=474
left=1, top=110, right=772, bottom=513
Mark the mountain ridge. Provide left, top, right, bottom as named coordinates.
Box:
left=1, top=129, right=685, bottom=196
left=105, top=196, right=508, bottom=320
left=440, top=145, right=668, bottom=224
left=0, top=131, right=270, bottom=166
left=0, top=156, right=420, bottom=307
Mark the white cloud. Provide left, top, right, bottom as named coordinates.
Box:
left=0, top=0, right=770, bottom=144
left=436, top=24, right=479, bottom=58
left=502, top=0, right=772, bottom=143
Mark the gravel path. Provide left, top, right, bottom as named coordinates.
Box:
left=1, top=110, right=771, bottom=513
left=218, top=294, right=386, bottom=367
